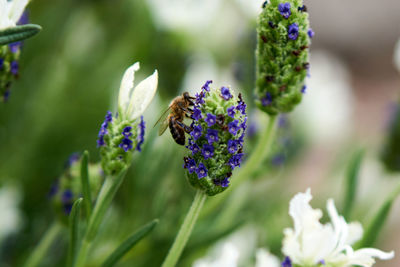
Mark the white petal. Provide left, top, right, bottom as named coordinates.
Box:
left=255, top=248, right=280, bottom=267
left=0, top=0, right=14, bottom=29
left=127, top=69, right=158, bottom=120
left=347, top=247, right=394, bottom=267
left=346, top=222, right=363, bottom=245
left=118, top=62, right=140, bottom=111
left=289, top=188, right=313, bottom=233
left=9, top=0, right=29, bottom=23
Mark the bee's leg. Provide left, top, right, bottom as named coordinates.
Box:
left=176, top=121, right=192, bottom=133
left=178, top=102, right=193, bottom=113
left=187, top=98, right=195, bottom=106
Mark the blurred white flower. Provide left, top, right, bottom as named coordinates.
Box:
left=282, top=189, right=394, bottom=267
left=118, top=62, right=158, bottom=120
left=293, top=51, right=354, bottom=144
left=255, top=248, right=280, bottom=267
left=147, top=0, right=221, bottom=33
left=0, top=186, right=23, bottom=244
left=394, top=38, right=400, bottom=73
left=192, top=227, right=257, bottom=267
left=193, top=242, right=240, bottom=267
left=0, top=0, right=28, bottom=29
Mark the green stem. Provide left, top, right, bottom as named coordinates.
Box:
left=161, top=190, right=207, bottom=267
left=23, top=222, right=62, bottom=267
left=234, top=115, right=277, bottom=186
left=74, top=169, right=127, bottom=267
left=202, top=115, right=277, bottom=217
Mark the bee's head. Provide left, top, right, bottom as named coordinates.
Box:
left=183, top=92, right=195, bottom=105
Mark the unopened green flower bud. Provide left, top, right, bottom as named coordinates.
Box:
left=183, top=81, right=247, bottom=196
left=49, top=153, right=104, bottom=224
left=97, top=62, right=158, bottom=175
left=255, top=0, right=312, bottom=115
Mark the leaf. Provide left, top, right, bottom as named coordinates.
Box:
left=67, top=198, right=83, bottom=267
left=0, top=24, right=42, bottom=45
left=80, top=150, right=92, bottom=220
left=358, top=185, right=400, bottom=248
left=101, top=219, right=159, bottom=267
left=343, top=149, right=364, bottom=219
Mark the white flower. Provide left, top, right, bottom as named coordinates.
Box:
left=118, top=62, right=158, bottom=120
left=282, top=189, right=394, bottom=267
left=0, top=0, right=29, bottom=30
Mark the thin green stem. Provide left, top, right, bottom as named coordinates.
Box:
left=74, top=169, right=127, bottom=267
left=23, top=222, right=62, bottom=267
left=234, top=115, right=277, bottom=186
left=202, top=115, right=277, bottom=217
left=162, top=190, right=207, bottom=267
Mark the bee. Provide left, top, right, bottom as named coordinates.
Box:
left=154, top=92, right=196, bottom=145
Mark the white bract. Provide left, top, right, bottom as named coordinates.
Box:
left=118, top=62, right=158, bottom=120
left=282, top=189, right=394, bottom=267
left=0, top=0, right=29, bottom=29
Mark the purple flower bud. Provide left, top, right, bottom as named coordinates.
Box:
left=190, top=125, right=203, bottom=140
left=206, top=128, right=219, bottom=144
left=122, top=126, right=132, bottom=137
left=202, top=80, right=213, bottom=91
left=308, top=28, right=315, bottom=38
left=281, top=256, right=292, bottom=267
left=10, top=61, right=18, bottom=75
left=228, top=120, right=240, bottom=135
left=220, top=177, right=230, bottom=187
left=196, top=162, right=208, bottom=178
left=192, top=107, right=202, bottom=120
left=136, top=116, right=146, bottom=152
left=261, top=92, right=273, bottom=106
left=119, top=138, right=133, bottom=152
left=220, top=86, right=233, bottom=100
left=278, top=2, right=291, bottom=19
left=227, top=140, right=238, bottom=154
left=227, top=106, right=236, bottom=118
left=288, top=23, right=299, bottom=41
left=205, top=113, right=216, bottom=126
left=184, top=157, right=197, bottom=174
left=202, top=144, right=214, bottom=159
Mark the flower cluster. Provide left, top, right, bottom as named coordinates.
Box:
left=0, top=10, right=29, bottom=102
left=255, top=0, right=313, bottom=115
left=97, top=62, right=157, bottom=175
left=183, top=81, right=247, bottom=196
left=49, top=153, right=104, bottom=224
left=97, top=111, right=145, bottom=175
left=281, top=189, right=394, bottom=267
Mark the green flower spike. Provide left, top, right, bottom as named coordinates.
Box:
left=97, top=62, right=158, bottom=175
left=183, top=81, right=247, bottom=196
left=49, top=153, right=104, bottom=224
left=255, top=0, right=312, bottom=115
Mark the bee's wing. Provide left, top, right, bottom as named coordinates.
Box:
left=154, top=107, right=171, bottom=136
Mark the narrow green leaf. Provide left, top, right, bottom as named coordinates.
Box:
left=0, top=24, right=42, bottom=45
left=358, top=184, right=400, bottom=248
left=102, top=219, right=159, bottom=267
left=80, top=150, right=92, bottom=220
left=67, top=198, right=83, bottom=267
left=343, top=149, right=364, bottom=219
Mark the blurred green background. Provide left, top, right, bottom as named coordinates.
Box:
left=0, top=0, right=400, bottom=266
